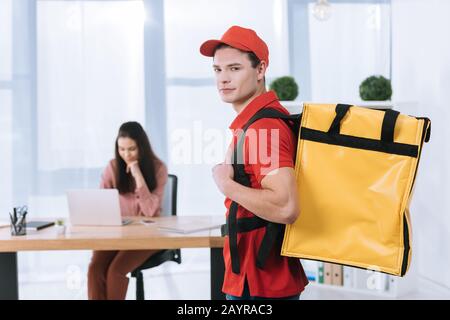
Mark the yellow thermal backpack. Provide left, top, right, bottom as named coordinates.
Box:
left=281, top=103, right=431, bottom=276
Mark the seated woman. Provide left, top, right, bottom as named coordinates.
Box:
left=87, top=121, right=168, bottom=300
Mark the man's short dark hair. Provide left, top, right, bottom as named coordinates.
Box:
left=213, top=43, right=261, bottom=68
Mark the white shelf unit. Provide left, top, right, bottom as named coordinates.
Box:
left=301, top=260, right=418, bottom=298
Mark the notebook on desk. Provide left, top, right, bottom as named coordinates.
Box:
left=0, top=220, right=10, bottom=228
left=26, top=221, right=55, bottom=231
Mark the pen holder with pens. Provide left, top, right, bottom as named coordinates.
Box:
left=10, top=205, right=28, bottom=236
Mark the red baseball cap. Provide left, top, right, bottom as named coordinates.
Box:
left=200, top=26, right=269, bottom=66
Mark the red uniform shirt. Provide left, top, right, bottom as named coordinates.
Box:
left=222, top=91, right=309, bottom=298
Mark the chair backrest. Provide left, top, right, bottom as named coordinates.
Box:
left=160, top=174, right=177, bottom=217
left=131, top=173, right=180, bottom=300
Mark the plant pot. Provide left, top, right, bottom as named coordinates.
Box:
left=55, top=225, right=66, bottom=235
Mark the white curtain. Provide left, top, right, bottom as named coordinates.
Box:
left=37, top=0, right=145, bottom=171
left=0, top=88, right=13, bottom=220
left=1, top=0, right=147, bottom=299
left=0, top=0, right=13, bottom=218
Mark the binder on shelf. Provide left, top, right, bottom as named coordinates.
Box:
left=317, top=262, right=324, bottom=284
left=324, top=263, right=333, bottom=285
left=332, top=264, right=343, bottom=286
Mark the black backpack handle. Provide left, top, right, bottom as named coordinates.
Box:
left=328, top=104, right=400, bottom=143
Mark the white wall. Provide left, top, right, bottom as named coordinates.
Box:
left=392, top=0, right=450, bottom=289
left=308, top=2, right=391, bottom=101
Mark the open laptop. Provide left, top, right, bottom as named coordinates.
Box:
left=66, top=189, right=131, bottom=226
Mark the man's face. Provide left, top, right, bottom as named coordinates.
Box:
left=213, top=47, right=263, bottom=105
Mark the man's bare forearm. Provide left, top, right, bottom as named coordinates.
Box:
left=223, top=179, right=295, bottom=224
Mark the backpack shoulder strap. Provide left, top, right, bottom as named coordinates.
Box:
left=233, top=108, right=301, bottom=186
left=227, top=108, right=301, bottom=274
left=242, top=108, right=301, bottom=133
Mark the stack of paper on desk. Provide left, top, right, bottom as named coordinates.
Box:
left=157, top=220, right=222, bottom=234
left=0, top=221, right=10, bottom=228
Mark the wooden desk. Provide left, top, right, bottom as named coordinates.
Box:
left=0, top=216, right=225, bottom=300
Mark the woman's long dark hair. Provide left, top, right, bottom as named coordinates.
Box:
left=115, top=122, right=158, bottom=194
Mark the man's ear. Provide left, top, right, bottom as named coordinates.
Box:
left=257, top=61, right=267, bottom=81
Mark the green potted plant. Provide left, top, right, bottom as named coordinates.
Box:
left=269, top=76, right=299, bottom=101
left=359, top=75, right=392, bottom=101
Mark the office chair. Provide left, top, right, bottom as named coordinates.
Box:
left=130, top=174, right=182, bottom=300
